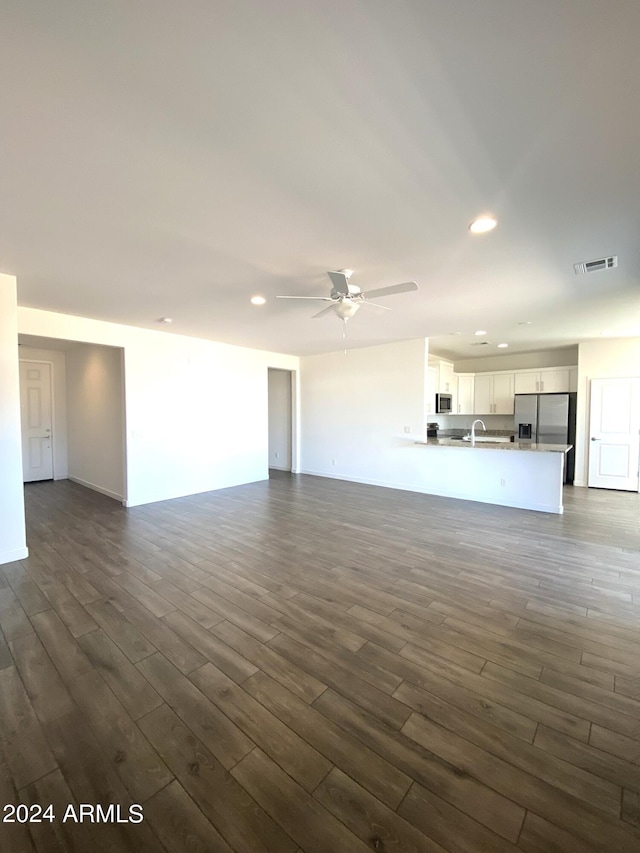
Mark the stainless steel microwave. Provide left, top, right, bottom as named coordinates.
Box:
left=435, top=393, right=452, bottom=413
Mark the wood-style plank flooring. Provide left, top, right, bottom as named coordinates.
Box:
left=2, top=473, right=640, bottom=852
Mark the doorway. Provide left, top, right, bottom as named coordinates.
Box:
left=268, top=368, right=293, bottom=472
left=588, top=377, right=640, bottom=491
left=19, top=360, right=53, bottom=481
left=18, top=335, right=127, bottom=503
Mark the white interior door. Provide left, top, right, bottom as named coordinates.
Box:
left=19, top=361, right=54, bottom=482
left=588, top=377, right=640, bottom=491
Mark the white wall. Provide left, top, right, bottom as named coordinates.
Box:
left=300, top=338, right=428, bottom=488
left=18, top=307, right=299, bottom=507
left=0, top=274, right=28, bottom=564
left=19, top=346, right=68, bottom=479
left=452, top=346, right=578, bottom=374
left=66, top=344, right=126, bottom=501
left=268, top=368, right=292, bottom=471
left=575, top=337, right=640, bottom=486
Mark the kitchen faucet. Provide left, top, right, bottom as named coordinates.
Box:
left=471, top=419, right=486, bottom=446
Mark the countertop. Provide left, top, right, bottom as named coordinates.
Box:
left=416, top=438, right=572, bottom=453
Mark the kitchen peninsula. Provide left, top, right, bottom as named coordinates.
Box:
left=414, top=438, right=572, bottom=514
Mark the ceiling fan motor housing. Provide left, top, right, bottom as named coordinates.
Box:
left=330, top=283, right=361, bottom=298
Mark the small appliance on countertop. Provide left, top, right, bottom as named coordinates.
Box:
left=426, top=422, right=439, bottom=438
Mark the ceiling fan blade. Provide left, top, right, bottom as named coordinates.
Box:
left=276, top=295, right=334, bottom=301
left=312, top=305, right=338, bottom=319
left=362, top=281, right=418, bottom=299
left=327, top=270, right=350, bottom=294
left=360, top=300, right=391, bottom=310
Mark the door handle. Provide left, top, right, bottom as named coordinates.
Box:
left=591, top=437, right=600, bottom=441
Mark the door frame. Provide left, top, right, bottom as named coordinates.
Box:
left=19, top=357, right=58, bottom=481
left=267, top=367, right=299, bottom=473
left=587, top=376, right=640, bottom=492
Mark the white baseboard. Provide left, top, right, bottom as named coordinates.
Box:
left=269, top=465, right=291, bottom=472
left=299, top=469, right=563, bottom=514
left=68, top=476, right=124, bottom=503
left=0, top=546, right=29, bottom=565
left=54, top=473, right=69, bottom=481
left=299, top=468, right=426, bottom=493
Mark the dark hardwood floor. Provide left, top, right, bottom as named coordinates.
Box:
left=2, top=473, right=640, bottom=852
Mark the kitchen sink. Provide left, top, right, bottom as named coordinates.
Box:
left=462, top=435, right=511, bottom=443
left=446, top=435, right=512, bottom=445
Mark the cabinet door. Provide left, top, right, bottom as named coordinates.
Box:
left=514, top=372, right=540, bottom=394
left=493, top=373, right=515, bottom=414
left=439, top=362, right=455, bottom=394
left=426, top=366, right=437, bottom=414
left=540, top=369, right=569, bottom=393
left=473, top=374, right=493, bottom=415
left=457, top=374, right=474, bottom=414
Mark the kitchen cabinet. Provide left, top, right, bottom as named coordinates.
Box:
left=427, top=359, right=456, bottom=413
left=438, top=361, right=455, bottom=394
left=425, top=366, right=438, bottom=414
left=513, top=372, right=540, bottom=394
left=474, top=373, right=514, bottom=415
left=456, top=374, right=474, bottom=414
left=514, top=369, right=571, bottom=394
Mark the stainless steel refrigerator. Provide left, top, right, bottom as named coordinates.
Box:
left=514, top=393, right=576, bottom=484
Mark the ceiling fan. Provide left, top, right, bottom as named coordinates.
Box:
left=276, top=270, right=418, bottom=321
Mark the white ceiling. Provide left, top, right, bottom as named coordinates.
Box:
left=1, top=1, right=639, bottom=358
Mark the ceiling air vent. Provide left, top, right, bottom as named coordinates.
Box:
left=470, top=341, right=490, bottom=346
left=573, top=255, right=618, bottom=275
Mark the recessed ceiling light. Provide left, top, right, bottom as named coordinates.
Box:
left=469, top=215, right=497, bottom=234
left=449, top=331, right=462, bottom=336
left=250, top=296, right=266, bottom=305
left=518, top=321, right=532, bottom=326
left=497, top=343, right=509, bottom=348
left=158, top=317, right=173, bottom=324
left=474, top=330, right=487, bottom=336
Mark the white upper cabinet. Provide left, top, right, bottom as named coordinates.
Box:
left=437, top=358, right=577, bottom=417
left=426, top=365, right=438, bottom=414
left=456, top=374, right=475, bottom=414
left=513, top=368, right=571, bottom=394
left=540, top=369, right=570, bottom=393
left=439, top=361, right=455, bottom=394
left=427, top=359, right=456, bottom=413
left=494, top=373, right=515, bottom=414
left=439, top=360, right=456, bottom=412
left=513, top=372, right=539, bottom=394
left=473, top=374, right=493, bottom=415
left=473, top=373, right=514, bottom=415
